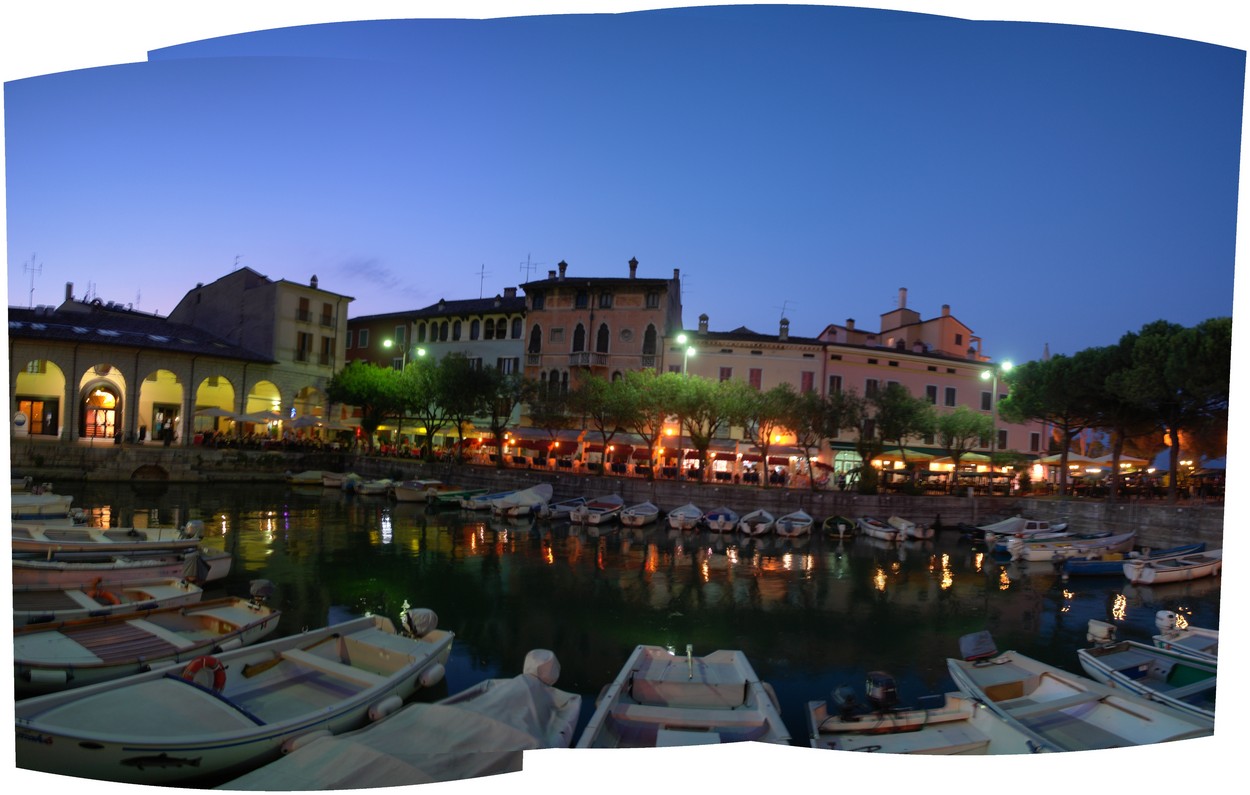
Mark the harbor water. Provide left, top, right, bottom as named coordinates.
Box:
left=36, top=479, right=1223, bottom=753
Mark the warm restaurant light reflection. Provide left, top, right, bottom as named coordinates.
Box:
left=873, top=566, right=887, bottom=592
left=1061, top=588, right=1074, bottom=613
left=998, top=568, right=1011, bottom=591
left=974, top=552, right=985, bottom=573
left=940, top=553, right=953, bottom=590
left=1113, top=593, right=1127, bottom=621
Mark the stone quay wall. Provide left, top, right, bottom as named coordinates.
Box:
left=11, top=441, right=1224, bottom=550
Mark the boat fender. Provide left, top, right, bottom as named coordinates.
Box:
left=523, top=649, right=561, bottom=685
left=281, top=730, right=332, bottom=754
left=182, top=655, right=227, bottom=692
left=89, top=587, right=121, bottom=606
left=1155, top=611, right=1179, bottom=632
left=403, top=608, right=439, bottom=637
left=418, top=663, right=446, bottom=688
left=213, top=637, right=244, bottom=653
left=27, top=668, right=69, bottom=686
left=368, top=695, right=404, bottom=721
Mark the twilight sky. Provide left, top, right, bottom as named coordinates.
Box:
left=3, top=2, right=1243, bottom=368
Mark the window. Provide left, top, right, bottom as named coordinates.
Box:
left=466, top=357, right=482, bottom=370
left=321, top=303, right=334, bottom=326
left=296, top=332, right=313, bottom=362
left=346, top=330, right=354, bottom=349
left=981, top=391, right=992, bottom=411
left=483, top=318, right=495, bottom=340
left=531, top=292, right=544, bottom=310
left=551, top=327, right=565, bottom=344
left=643, top=325, right=658, bottom=355
left=572, top=324, right=586, bottom=352
left=511, top=318, right=523, bottom=338
left=439, top=321, right=449, bottom=341
left=470, top=319, right=480, bottom=340
left=800, top=371, right=815, bottom=393
left=394, top=325, right=406, bottom=344
left=865, top=378, right=879, bottom=397
left=1030, top=432, right=1041, bottom=452
left=297, top=297, right=311, bottom=322
left=528, top=325, right=543, bottom=353
left=997, top=429, right=1008, bottom=450
left=358, top=328, right=369, bottom=347
left=944, top=387, right=957, bottom=407
left=749, top=368, right=762, bottom=390
left=719, top=367, right=733, bottom=382
left=497, top=357, right=519, bottom=374
left=862, top=419, right=876, bottom=439
left=320, top=336, right=335, bottom=366
left=926, top=385, right=938, bottom=404
left=828, top=374, right=842, bottom=393
left=416, top=323, right=426, bottom=343
left=646, top=292, right=660, bottom=309
left=596, top=323, right=610, bottom=353
left=598, top=292, right=614, bottom=308
left=955, top=333, right=964, bottom=346
left=575, top=291, right=589, bottom=309
left=452, top=320, right=462, bottom=341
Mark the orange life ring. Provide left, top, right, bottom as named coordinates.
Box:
left=181, top=655, right=227, bottom=692
left=88, top=588, right=121, bottom=606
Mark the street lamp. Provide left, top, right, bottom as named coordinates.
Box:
left=382, top=338, right=407, bottom=369
left=980, top=361, right=1013, bottom=483
left=676, top=333, right=696, bottom=376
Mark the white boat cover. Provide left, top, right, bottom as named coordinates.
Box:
left=224, top=658, right=581, bottom=790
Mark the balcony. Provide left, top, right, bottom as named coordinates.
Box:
left=526, top=353, right=543, bottom=367
left=319, top=315, right=336, bottom=327
left=568, top=351, right=609, bottom=369
left=640, top=355, right=656, bottom=368
left=296, top=309, right=312, bottom=322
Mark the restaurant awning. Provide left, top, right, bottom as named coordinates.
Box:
left=767, top=456, right=790, bottom=466
left=876, top=447, right=937, bottom=462
left=631, top=448, right=653, bottom=460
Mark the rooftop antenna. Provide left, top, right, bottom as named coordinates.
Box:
left=775, top=299, right=794, bottom=321
left=476, top=263, right=491, bottom=299
left=519, top=253, right=542, bottom=282
left=24, top=253, right=42, bottom=308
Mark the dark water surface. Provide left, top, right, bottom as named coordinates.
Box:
left=44, top=480, right=1223, bottom=749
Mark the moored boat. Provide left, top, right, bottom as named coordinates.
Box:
left=856, top=516, right=900, bottom=542
left=569, top=494, right=625, bottom=525
left=776, top=510, right=814, bottom=537
left=822, top=515, right=855, bottom=538
left=666, top=503, right=703, bottom=531
left=354, top=478, right=393, bottom=496
left=620, top=501, right=661, bottom=527
left=13, top=576, right=204, bottom=627
left=1061, top=542, right=1206, bottom=577
left=1152, top=610, right=1218, bottom=662
left=390, top=479, right=444, bottom=502
left=538, top=495, right=588, bottom=521
left=11, top=491, right=75, bottom=520
left=462, top=488, right=519, bottom=510
left=222, top=648, right=581, bottom=789
left=1123, top=548, right=1222, bottom=585
left=13, top=547, right=233, bottom=588
left=14, top=609, right=454, bottom=787
left=14, top=594, right=282, bottom=697
left=574, top=644, right=791, bottom=748
left=975, top=516, right=1068, bottom=546
left=491, top=483, right=554, bottom=518
left=701, top=506, right=740, bottom=533
left=946, top=631, right=1214, bottom=752
left=285, top=470, right=325, bottom=485
left=12, top=520, right=205, bottom=557
left=738, top=509, right=775, bottom=536
left=1007, top=530, right=1135, bottom=562
left=888, top=515, right=933, bottom=540
left=1077, top=620, right=1216, bottom=720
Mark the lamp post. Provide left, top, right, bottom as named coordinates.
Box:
left=383, top=339, right=407, bottom=369
left=676, top=333, right=696, bottom=376
left=980, top=361, right=1013, bottom=489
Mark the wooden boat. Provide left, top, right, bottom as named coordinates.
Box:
left=574, top=644, right=791, bottom=748
left=222, top=648, right=581, bottom=789
left=14, top=595, right=282, bottom=697
left=701, top=506, right=740, bottom=533
left=569, top=494, right=625, bottom=525
left=856, top=516, right=901, bottom=542
left=390, top=479, right=443, bottom=502
left=14, top=609, right=455, bottom=787
left=11, top=491, right=75, bottom=520
left=538, top=495, right=588, bottom=521
left=946, top=631, right=1214, bottom=752
left=1152, top=610, right=1218, bottom=662
left=13, top=548, right=233, bottom=588
left=975, top=516, right=1067, bottom=545
left=428, top=487, right=488, bottom=506
left=462, top=488, right=519, bottom=510
left=285, top=470, right=325, bottom=485
left=822, top=515, right=855, bottom=538
left=739, top=509, right=775, bottom=536
left=321, top=472, right=355, bottom=488
left=1123, top=548, right=1222, bottom=585
left=1007, top=530, right=1136, bottom=562
left=807, top=689, right=1047, bottom=754
left=13, top=576, right=204, bottom=627
left=776, top=510, right=814, bottom=537
left=1077, top=620, right=1216, bottom=720
left=888, top=515, right=933, bottom=540
left=620, top=501, right=661, bottom=527
left=354, top=478, right=393, bottom=496
left=491, top=483, right=554, bottom=518
left=666, top=503, right=703, bottom=531
left=12, top=520, right=205, bottom=557
left=1061, top=542, right=1206, bottom=577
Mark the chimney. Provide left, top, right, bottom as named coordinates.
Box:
left=558, top=260, right=568, bottom=280
left=673, top=268, right=680, bottom=281
left=310, top=275, right=319, bottom=289
left=846, top=318, right=855, bottom=330
left=65, top=282, right=74, bottom=302
left=941, top=304, right=950, bottom=317
left=494, top=295, right=502, bottom=308
left=504, top=286, right=517, bottom=298
left=698, top=314, right=709, bottom=333
left=898, top=287, right=907, bottom=308
left=548, top=269, right=557, bottom=279
left=628, top=257, right=638, bottom=279
left=779, top=318, right=790, bottom=341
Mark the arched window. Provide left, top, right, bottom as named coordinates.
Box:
left=612, top=371, right=623, bottom=381
left=560, top=371, right=569, bottom=394
left=596, top=323, right=610, bottom=353
left=452, top=320, right=462, bottom=341
left=572, top=324, right=586, bottom=353
left=529, top=325, right=543, bottom=354
left=416, top=323, right=427, bottom=343
left=549, top=369, right=561, bottom=394
left=484, top=318, right=495, bottom=340
left=643, top=324, right=658, bottom=355
left=440, top=321, right=449, bottom=341
left=470, top=319, right=480, bottom=340
left=511, top=317, right=523, bottom=338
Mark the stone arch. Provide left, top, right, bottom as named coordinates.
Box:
left=191, top=374, right=238, bottom=436
left=294, top=386, right=325, bottom=418
left=528, top=324, right=542, bottom=354
left=13, top=358, right=68, bottom=439
left=596, top=323, right=610, bottom=354
left=572, top=323, right=586, bottom=353
left=136, top=368, right=183, bottom=444
left=78, top=363, right=129, bottom=440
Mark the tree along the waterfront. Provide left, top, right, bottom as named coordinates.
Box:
left=325, top=361, right=402, bottom=453
left=934, top=406, right=994, bottom=487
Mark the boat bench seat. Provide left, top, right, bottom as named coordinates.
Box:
left=999, top=692, right=1103, bottom=719
left=611, top=703, right=764, bottom=727
left=281, top=648, right=388, bottom=688
left=1162, top=678, right=1217, bottom=700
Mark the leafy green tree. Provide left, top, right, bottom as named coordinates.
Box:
left=935, top=406, right=994, bottom=485
left=1081, top=341, right=1157, bottom=502
left=569, top=375, right=632, bottom=467
left=784, top=389, right=831, bottom=492
left=481, top=370, right=531, bottom=469
left=740, top=383, right=799, bottom=489
left=874, top=383, right=936, bottom=479
left=437, top=354, right=490, bottom=462
left=617, top=369, right=685, bottom=479
left=398, top=357, right=449, bottom=460
left=1107, top=318, right=1231, bottom=501
left=325, top=361, right=401, bottom=453
left=524, top=386, right=577, bottom=461
left=673, top=376, right=753, bottom=480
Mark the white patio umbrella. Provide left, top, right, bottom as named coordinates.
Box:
left=289, top=415, right=324, bottom=429
left=194, top=407, right=239, bottom=419
left=238, top=410, right=286, bottom=424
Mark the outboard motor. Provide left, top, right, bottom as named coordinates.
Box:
left=865, top=671, right=899, bottom=712
left=523, top=649, right=561, bottom=685
left=1156, top=610, right=1179, bottom=632
left=403, top=607, right=439, bottom=638
left=183, top=519, right=206, bottom=539
left=1087, top=619, right=1117, bottom=645
left=831, top=685, right=862, bottom=720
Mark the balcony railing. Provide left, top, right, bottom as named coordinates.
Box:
left=568, top=351, right=609, bottom=368
left=526, top=353, right=543, bottom=367
left=296, top=309, right=312, bottom=322
left=319, top=315, right=335, bottom=327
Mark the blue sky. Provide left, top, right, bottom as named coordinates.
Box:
left=3, top=2, right=1243, bottom=367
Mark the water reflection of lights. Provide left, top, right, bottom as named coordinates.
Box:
left=701, top=558, right=710, bottom=582
left=873, top=566, right=887, bottom=592
left=1112, top=593, right=1127, bottom=621
left=890, top=561, right=901, bottom=574
left=1061, top=588, right=1074, bottom=613
left=726, top=547, right=739, bottom=565
left=974, top=552, right=985, bottom=573
left=998, top=568, right=1011, bottom=591
left=379, top=511, right=393, bottom=545
left=940, top=554, right=953, bottom=590
left=1175, top=610, right=1191, bottom=629
left=782, top=552, right=793, bottom=571
left=645, top=543, right=659, bottom=574
left=543, top=539, right=554, bottom=565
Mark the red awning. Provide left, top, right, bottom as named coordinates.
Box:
left=713, top=452, right=735, bottom=461
left=584, top=444, right=604, bottom=453
left=741, top=453, right=762, bottom=462
left=631, top=448, right=653, bottom=460
left=684, top=450, right=700, bottom=459
left=767, top=456, right=789, bottom=466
